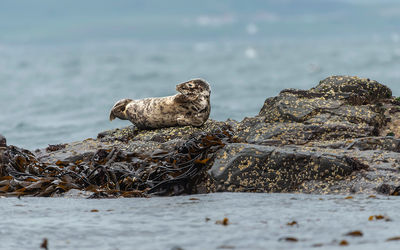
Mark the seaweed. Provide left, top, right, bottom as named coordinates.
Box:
left=344, top=230, right=363, bottom=237
left=215, top=217, right=230, bottom=226
left=46, top=144, right=67, bottom=152
left=0, top=126, right=235, bottom=198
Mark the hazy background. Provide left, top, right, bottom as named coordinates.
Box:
left=1, top=0, right=400, bottom=149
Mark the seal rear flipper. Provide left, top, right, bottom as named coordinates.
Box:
left=109, top=98, right=133, bottom=121
left=109, top=112, right=117, bottom=121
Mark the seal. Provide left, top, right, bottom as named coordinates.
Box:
left=109, top=79, right=211, bottom=129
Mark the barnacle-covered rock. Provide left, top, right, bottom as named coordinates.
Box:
left=242, top=76, right=389, bottom=145
left=2, top=75, right=400, bottom=197
left=0, top=134, right=6, bottom=148
left=236, top=119, right=376, bottom=145
left=311, top=75, right=392, bottom=104
left=97, top=119, right=233, bottom=143
left=209, top=143, right=367, bottom=193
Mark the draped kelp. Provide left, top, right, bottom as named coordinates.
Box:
left=0, top=126, right=235, bottom=198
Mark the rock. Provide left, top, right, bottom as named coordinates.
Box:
left=1, top=122, right=234, bottom=197
left=0, top=134, right=7, bottom=177
left=239, top=76, right=389, bottom=145
left=209, top=143, right=367, bottom=193
left=97, top=119, right=232, bottom=143
left=37, top=119, right=233, bottom=164
left=345, top=137, right=400, bottom=152
left=311, top=75, right=392, bottom=104
left=1, top=75, right=400, bottom=197
left=0, top=134, right=6, bottom=148
left=236, top=119, right=376, bottom=145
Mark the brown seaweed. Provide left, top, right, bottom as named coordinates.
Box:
left=40, top=238, right=48, bottom=250
left=0, top=126, right=235, bottom=198
left=215, top=217, right=230, bottom=226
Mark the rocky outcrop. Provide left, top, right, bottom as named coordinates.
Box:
left=209, top=143, right=367, bottom=193
left=1, top=75, right=400, bottom=197
left=238, top=76, right=390, bottom=145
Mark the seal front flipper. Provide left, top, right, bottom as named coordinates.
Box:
left=177, top=115, right=205, bottom=127
left=109, top=98, right=133, bottom=121
left=174, top=93, right=193, bottom=103
left=177, top=115, right=193, bottom=126
left=190, top=116, right=206, bottom=127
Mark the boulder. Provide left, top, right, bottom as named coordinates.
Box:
left=237, top=76, right=389, bottom=145
left=209, top=143, right=367, bottom=193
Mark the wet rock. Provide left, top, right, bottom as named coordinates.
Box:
left=239, top=76, right=389, bottom=145
left=37, top=120, right=233, bottom=165
left=259, top=92, right=343, bottom=123
left=0, top=134, right=6, bottom=148
left=236, top=120, right=375, bottom=145
left=0, top=135, right=7, bottom=177
left=46, top=144, right=66, bottom=152
left=98, top=119, right=232, bottom=143
left=311, top=75, right=392, bottom=104
left=0, top=125, right=234, bottom=197
left=376, top=183, right=393, bottom=195
left=345, top=137, right=400, bottom=152
left=2, top=75, right=400, bottom=197
left=209, top=143, right=367, bottom=192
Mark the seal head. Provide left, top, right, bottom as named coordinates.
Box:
left=176, top=79, right=211, bottom=100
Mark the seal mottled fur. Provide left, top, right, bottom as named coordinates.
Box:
left=109, top=79, right=211, bottom=129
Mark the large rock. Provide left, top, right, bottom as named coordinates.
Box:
left=209, top=143, right=367, bottom=193
left=2, top=75, right=400, bottom=197
left=311, top=75, right=392, bottom=104
left=37, top=119, right=232, bottom=164
left=0, top=134, right=6, bottom=148
left=237, top=76, right=390, bottom=145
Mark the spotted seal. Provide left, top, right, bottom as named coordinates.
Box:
left=109, top=79, right=211, bottom=129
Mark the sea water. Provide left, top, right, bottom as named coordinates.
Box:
left=1, top=193, right=400, bottom=250
left=1, top=2, right=400, bottom=249
left=1, top=0, right=400, bottom=149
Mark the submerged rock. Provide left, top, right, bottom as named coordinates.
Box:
left=1, top=75, right=400, bottom=197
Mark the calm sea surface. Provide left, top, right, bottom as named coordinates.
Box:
left=2, top=193, right=400, bottom=250
left=1, top=2, right=400, bottom=250
left=1, top=0, right=400, bottom=149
